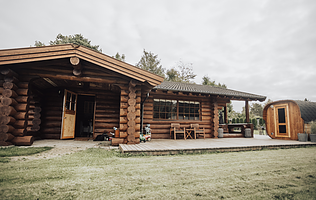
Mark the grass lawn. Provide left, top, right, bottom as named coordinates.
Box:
left=0, top=147, right=316, bottom=199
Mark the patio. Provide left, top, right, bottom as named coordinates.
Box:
left=120, top=135, right=316, bottom=155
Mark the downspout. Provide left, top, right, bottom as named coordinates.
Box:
left=141, top=92, right=150, bottom=134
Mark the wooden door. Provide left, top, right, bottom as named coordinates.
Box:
left=61, top=90, right=77, bottom=139
left=274, top=104, right=290, bottom=137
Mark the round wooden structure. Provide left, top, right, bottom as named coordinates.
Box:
left=263, top=100, right=316, bottom=140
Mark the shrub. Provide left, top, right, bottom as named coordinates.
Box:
left=311, top=120, right=316, bottom=134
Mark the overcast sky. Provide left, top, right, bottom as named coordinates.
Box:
left=1, top=0, right=315, bottom=112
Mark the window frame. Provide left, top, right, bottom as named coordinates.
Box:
left=153, top=98, right=200, bottom=121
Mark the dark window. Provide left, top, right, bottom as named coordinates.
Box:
left=279, top=125, right=286, bottom=133
left=153, top=99, right=199, bottom=120
left=278, top=108, right=286, bottom=123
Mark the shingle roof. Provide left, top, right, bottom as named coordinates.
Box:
left=294, top=100, right=316, bottom=123
left=154, top=81, right=266, bottom=101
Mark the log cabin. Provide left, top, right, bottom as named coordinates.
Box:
left=0, top=44, right=266, bottom=146
left=263, top=100, right=316, bottom=140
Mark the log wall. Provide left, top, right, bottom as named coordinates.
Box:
left=142, top=90, right=223, bottom=139
left=0, top=68, right=35, bottom=146
left=112, top=81, right=141, bottom=146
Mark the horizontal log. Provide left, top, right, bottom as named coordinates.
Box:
left=14, top=112, right=27, bottom=120
left=41, top=121, right=61, bottom=127
left=94, top=118, right=119, bottom=123
left=12, top=129, right=24, bottom=136
left=14, top=120, right=26, bottom=128
left=2, top=89, right=18, bottom=98
left=111, top=138, right=124, bottom=146
left=41, top=127, right=61, bottom=134
left=120, top=109, right=127, bottom=116
left=120, top=103, right=128, bottom=109
left=44, top=116, right=62, bottom=121
left=3, top=82, right=18, bottom=90
left=16, top=89, right=28, bottom=96
left=120, top=117, right=127, bottom=124
left=15, top=103, right=28, bottom=111
left=94, top=123, right=119, bottom=129
left=0, top=106, right=17, bottom=116
left=12, top=136, right=34, bottom=146
left=119, top=124, right=128, bottom=131
left=5, top=133, right=14, bottom=142
left=41, top=133, right=60, bottom=139
left=0, top=133, right=8, bottom=141
left=0, top=125, right=15, bottom=133
left=17, top=82, right=29, bottom=89
left=1, top=97, right=18, bottom=106
left=0, top=115, right=16, bottom=125
left=121, top=95, right=128, bottom=102
left=119, top=132, right=127, bottom=138
left=0, top=141, right=10, bottom=146
left=0, top=68, right=18, bottom=77
left=95, top=113, right=119, bottom=118
left=15, top=96, right=30, bottom=103
left=4, top=76, right=18, bottom=83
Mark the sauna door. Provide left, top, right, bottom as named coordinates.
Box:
left=61, top=90, right=77, bottom=139
left=274, top=105, right=290, bottom=137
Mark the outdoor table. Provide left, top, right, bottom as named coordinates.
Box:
left=185, top=128, right=195, bottom=139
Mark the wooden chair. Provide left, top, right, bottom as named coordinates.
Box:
left=191, top=124, right=205, bottom=139
left=170, top=123, right=185, bottom=140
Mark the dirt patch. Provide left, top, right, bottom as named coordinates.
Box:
left=10, top=140, right=118, bottom=161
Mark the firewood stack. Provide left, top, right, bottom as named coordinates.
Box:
left=0, top=68, right=35, bottom=146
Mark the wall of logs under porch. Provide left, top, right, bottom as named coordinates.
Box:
left=0, top=69, right=41, bottom=146
left=142, top=90, right=227, bottom=139
left=40, top=88, right=121, bottom=140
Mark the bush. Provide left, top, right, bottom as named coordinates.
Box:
left=232, top=118, right=236, bottom=123
left=311, top=121, right=316, bottom=134
left=236, top=118, right=239, bottom=123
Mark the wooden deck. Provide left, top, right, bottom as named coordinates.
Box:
left=119, top=135, right=316, bottom=155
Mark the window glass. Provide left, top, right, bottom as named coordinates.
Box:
left=153, top=99, right=199, bottom=120
left=278, top=108, right=286, bottom=123
left=279, top=125, right=286, bottom=133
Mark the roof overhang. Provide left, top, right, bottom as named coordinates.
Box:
left=0, top=44, right=164, bottom=87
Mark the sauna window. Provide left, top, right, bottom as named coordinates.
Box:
left=278, top=108, right=286, bottom=123
left=279, top=125, right=286, bottom=133
left=153, top=99, right=199, bottom=120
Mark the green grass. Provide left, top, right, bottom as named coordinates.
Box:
left=0, top=147, right=316, bottom=199
left=0, top=146, right=53, bottom=157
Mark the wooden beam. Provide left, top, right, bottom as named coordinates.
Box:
left=245, top=100, right=249, bottom=123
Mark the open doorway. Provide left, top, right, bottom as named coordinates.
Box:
left=75, top=95, right=95, bottom=138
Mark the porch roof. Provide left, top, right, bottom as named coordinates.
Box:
left=154, top=81, right=266, bottom=101
left=0, top=44, right=164, bottom=87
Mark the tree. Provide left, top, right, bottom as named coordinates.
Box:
left=34, top=33, right=102, bottom=52
left=113, top=52, right=126, bottom=62
left=177, top=61, right=196, bottom=83
left=250, top=103, right=263, bottom=117
left=202, top=75, right=227, bottom=88
left=166, top=61, right=196, bottom=83
left=136, top=49, right=165, bottom=77
left=166, top=68, right=180, bottom=82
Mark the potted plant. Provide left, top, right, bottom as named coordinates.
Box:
left=309, top=121, right=316, bottom=142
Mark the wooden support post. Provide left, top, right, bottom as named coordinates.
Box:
left=224, top=105, right=228, bottom=124
left=245, top=100, right=249, bottom=123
